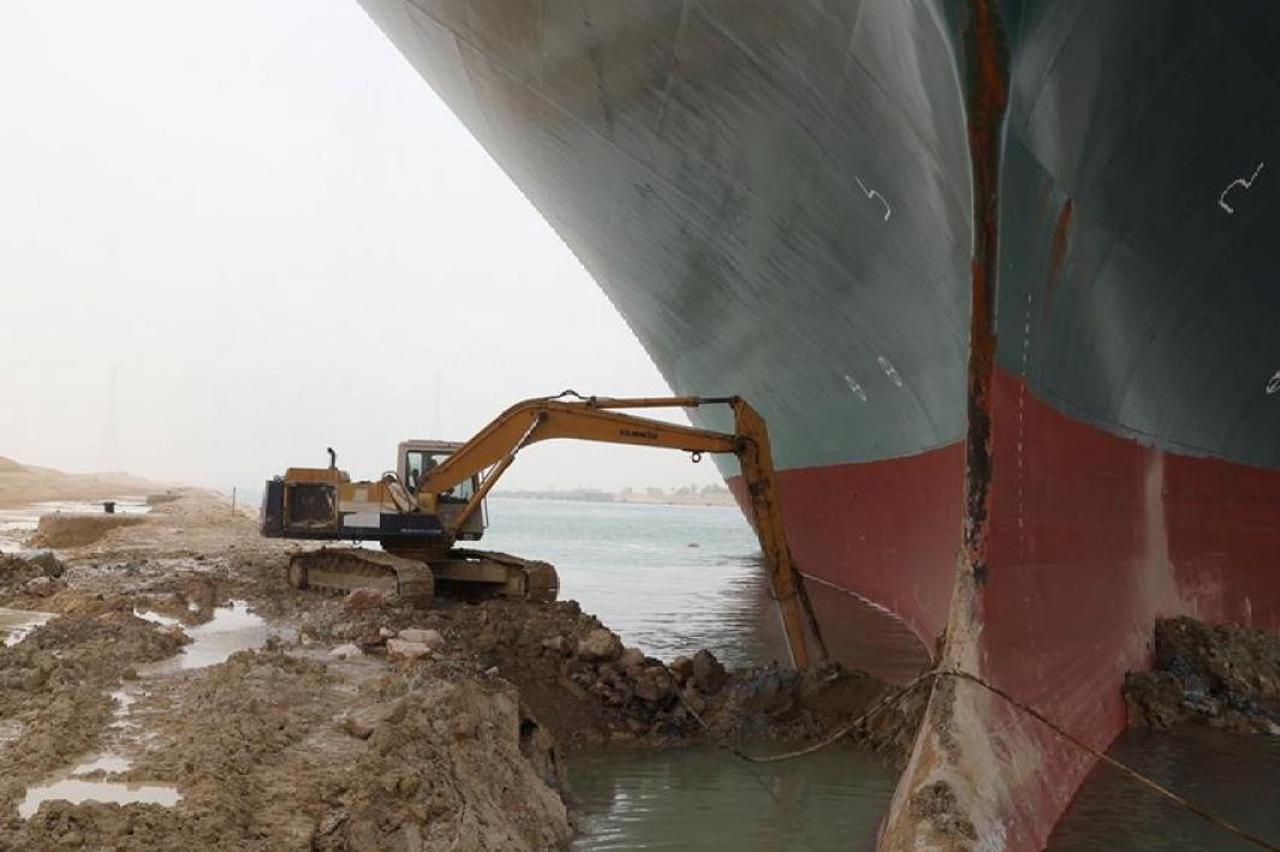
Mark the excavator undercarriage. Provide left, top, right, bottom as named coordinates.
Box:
left=285, top=546, right=558, bottom=607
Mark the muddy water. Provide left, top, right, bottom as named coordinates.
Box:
left=19, top=772, right=181, bottom=819
left=0, top=608, right=54, bottom=646
left=136, top=600, right=271, bottom=673
left=1047, top=727, right=1280, bottom=851
left=483, top=498, right=924, bottom=851
left=570, top=745, right=895, bottom=851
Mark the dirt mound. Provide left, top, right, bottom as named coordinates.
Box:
left=0, top=552, right=65, bottom=595
left=0, top=457, right=23, bottom=473
left=30, top=514, right=146, bottom=548
left=1124, top=616, right=1280, bottom=734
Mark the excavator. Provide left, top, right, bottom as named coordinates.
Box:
left=260, top=392, right=823, bottom=667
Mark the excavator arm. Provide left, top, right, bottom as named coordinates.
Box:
left=417, top=393, right=825, bottom=667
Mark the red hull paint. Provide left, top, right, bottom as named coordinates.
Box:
left=965, top=368, right=1280, bottom=849
left=729, top=442, right=965, bottom=663
left=736, top=367, right=1280, bottom=849
left=870, top=367, right=1280, bottom=850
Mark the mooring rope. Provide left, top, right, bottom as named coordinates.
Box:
left=676, top=667, right=1280, bottom=852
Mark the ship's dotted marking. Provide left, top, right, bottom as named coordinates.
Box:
left=1016, top=291, right=1033, bottom=547
left=1218, top=162, right=1265, bottom=215
left=843, top=374, right=868, bottom=402
left=1267, top=370, right=1280, bottom=395
left=855, top=176, right=892, bottom=222
left=877, top=356, right=904, bottom=387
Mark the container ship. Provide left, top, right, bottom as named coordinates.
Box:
left=354, top=1, right=1280, bottom=847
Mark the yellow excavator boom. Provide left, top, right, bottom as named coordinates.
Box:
left=416, top=392, right=825, bottom=668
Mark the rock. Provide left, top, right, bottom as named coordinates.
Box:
left=669, top=656, right=693, bottom=684
left=398, top=628, right=444, bottom=650
left=475, top=627, right=499, bottom=653
left=329, top=643, right=364, bottom=660
left=576, top=629, right=623, bottom=662
left=680, top=686, right=707, bottom=714
left=633, top=669, right=674, bottom=704
left=386, top=639, right=433, bottom=662
left=379, top=627, right=396, bottom=639
left=617, top=647, right=645, bottom=670
left=343, top=588, right=387, bottom=611
left=691, top=649, right=727, bottom=694
left=541, top=636, right=564, bottom=653
left=22, top=575, right=61, bottom=597
left=342, top=700, right=405, bottom=739
left=26, top=551, right=64, bottom=578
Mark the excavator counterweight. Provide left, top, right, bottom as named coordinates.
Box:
left=261, top=392, right=824, bottom=667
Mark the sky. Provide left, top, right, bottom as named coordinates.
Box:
left=0, top=0, right=722, bottom=495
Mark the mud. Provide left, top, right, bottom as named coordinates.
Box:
left=30, top=514, right=147, bottom=549
left=1124, top=616, right=1280, bottom=735
left=0, top=491, right=915, bottom=850
left=0, top=609, right=190, bottom=814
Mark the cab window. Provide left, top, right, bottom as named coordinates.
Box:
left=405, top=450, right=475, bottom=502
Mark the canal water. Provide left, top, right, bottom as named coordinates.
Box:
left=483, top=498, right=913, bottom=851
left=483, top=498, right=1280, bottom=852
left=1047, top=726, right=1280, bottom=851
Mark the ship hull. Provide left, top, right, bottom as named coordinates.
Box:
left=355, top=0, right=1280, bottom=848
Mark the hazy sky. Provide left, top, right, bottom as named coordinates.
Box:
left=0, top=0, right=722, bottom=495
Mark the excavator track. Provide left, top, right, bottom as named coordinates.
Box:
left=382, top=540, right=558, bottom=603
left=449, top=549, right=560, bottom=604
left=288, top=548, right=434, bottom=607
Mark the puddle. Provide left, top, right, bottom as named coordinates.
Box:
left=13, top=599, right=267, bottom=819
left=18, top=777, right=180, bottom=819
left=0, top=497, right=150, bottom=554
left=0, top=607, right=55, bottom=646
left=137, top=600, right=269, bottom=674
left=133, top=609, right=181, bottom=628
left=110, top=689, right=137, bottom=715
left=18, top=748, right=170, bottom=819
left=71, top=754, right=132, bottom=775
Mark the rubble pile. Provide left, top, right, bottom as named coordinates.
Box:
left=0, top=552, right=66, bottom=600
left=1124, top=616, right=1280, bottom=734
left=294, top=596, right=901, bottom=755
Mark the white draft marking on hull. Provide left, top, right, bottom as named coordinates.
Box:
left=1218, top=162, right=1264, bottom=214
left=843, top=374, right=869, bottom=402
left=876, top=356, right=904, bottom=387
left=1266, top=369, right=1280, bottom=395
left=855, top=176, right=892, bottom=222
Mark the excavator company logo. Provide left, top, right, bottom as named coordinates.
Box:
left=619, top=428, right=660, bottom=440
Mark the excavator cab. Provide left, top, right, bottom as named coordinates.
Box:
left=397, top=440, right=485, bottom=541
